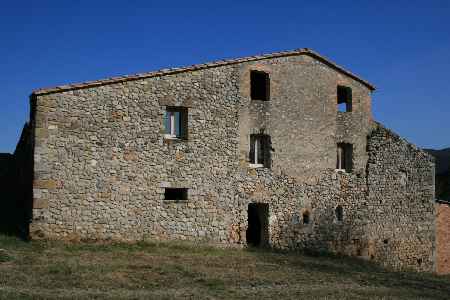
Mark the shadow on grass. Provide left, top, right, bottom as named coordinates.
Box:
left=245, top=246, right=450, bottom=299
left=2, top=236, right=449, bottom=299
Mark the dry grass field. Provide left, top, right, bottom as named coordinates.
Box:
left=0, top=235, right=449, bottom=299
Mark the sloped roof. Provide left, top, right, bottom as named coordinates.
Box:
left=32, top=48, right=375, bottom=96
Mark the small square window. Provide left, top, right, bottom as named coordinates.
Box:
left=336, top=143, right=353, bottom=172
left=337, top=86, right=352, bottom=112
left=164, top=188, right=188, bottom=201
left=250, top=71, right=270, bottom=101
left=249, top=134, right=271, bottom=168
left=164, top=107, right=188, bottom=139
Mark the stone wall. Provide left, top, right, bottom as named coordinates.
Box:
left=436, top=201, right=450, bottom=274
left=237, top=55, right=372, bottom=182
left=365, top=124, right=436, bottom=272
left=28, top=52, right=436, bottom=272
left=227, top=123, right=435, bottom=272
left=30, top=64, right=242, bottom=241
left=30, top=53, right=372, bottom=241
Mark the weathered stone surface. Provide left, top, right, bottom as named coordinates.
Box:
left=33, top=179, right=60, bottom=189
left=27, top=50, right=437, bottom=273
left=436, top=202, right=450, bottom=274
left=33, top=198, right=48, bottom=209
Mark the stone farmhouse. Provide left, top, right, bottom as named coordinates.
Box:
left=3, top=48, right=450, bottom=274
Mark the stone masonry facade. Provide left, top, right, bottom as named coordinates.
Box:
left=24, top=48, right=443, bottom=273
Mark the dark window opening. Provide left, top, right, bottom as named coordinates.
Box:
left=250, top=71, right=270, bottom=101
left=337, top=86, right=352, bottom=112
left=335, top=205, right=343, bottom=222
left=164, top=188, right=188, bottom=201
left=246, top=203, right=269, bottom=247
left=164, top=107, right=188, bottom=139
left=302, top=211, right=310, bottom=225
left=383, top=239, right=389, bottom=244
left=249, top=134, right=271, bottom=168
left=336, top=143, right=353, bottom=172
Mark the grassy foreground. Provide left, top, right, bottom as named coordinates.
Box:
left=0, top=235, right=449, bottom=299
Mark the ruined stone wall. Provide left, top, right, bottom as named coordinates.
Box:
left=436, top=202, right=450, bottom=274
left=365, top=124, right=436, bottom=272
left=230, top=124, right=435, bottom=272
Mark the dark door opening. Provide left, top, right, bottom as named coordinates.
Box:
left=246, top=203, right=269, bottom=247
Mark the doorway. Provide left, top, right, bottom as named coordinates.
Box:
left=246, top=203, right=269, bottom=247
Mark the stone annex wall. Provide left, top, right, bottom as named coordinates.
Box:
left=365, top=124, right=435, bottom=272
left=28, top=52, right=436, bottom=272
left=436, top=202, right=450, bottom=274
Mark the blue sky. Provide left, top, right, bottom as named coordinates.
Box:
left=1, top=0, right=449, bottom=152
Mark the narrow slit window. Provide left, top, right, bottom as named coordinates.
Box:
left=335, top=205, right=343, bottom=222
left=164, top=188, right=188, bottom=201
left=250, top=71, right=270, bottom=101
left=337, top=86, right=352, bottom=112
left=336, top=143, right=353, bottom=172
left=164, top=107, right=188, bottom=139
left=249, top=134, right=271, bottom=168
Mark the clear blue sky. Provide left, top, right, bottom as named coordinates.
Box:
left=1, top=0, right=449, bottom=153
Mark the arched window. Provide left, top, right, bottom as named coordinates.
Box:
left=335, top=205, right=343, bottom=222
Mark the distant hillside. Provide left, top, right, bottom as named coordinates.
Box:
left=424, top=148, right=450, bottom=201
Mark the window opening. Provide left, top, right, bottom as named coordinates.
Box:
left=249, top=134, right=271, bottom=168
left=335, top=205, right=343, bottom=222
left=164, top=107, right=188, bottom=139
left=164, top=188, right=188, bottom=200
left=336, top=143, right=353, bottom=172
left=250, top=71, right=270, bottom=101
left=302, top=211, right=310, bottom=225
left=337, top=86, right=352, bottom=112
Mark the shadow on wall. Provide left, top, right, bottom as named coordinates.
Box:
left=0, top=123, right=33, bottom=238
left=424, top=148, right=450, bottom=201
